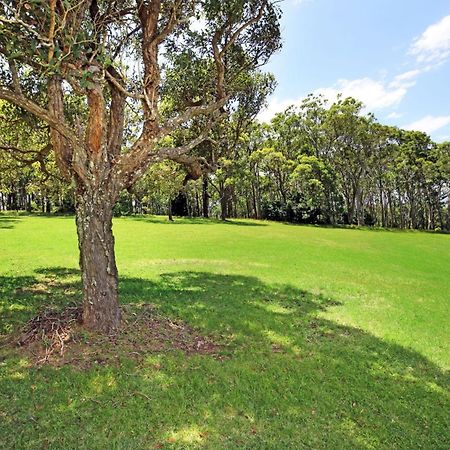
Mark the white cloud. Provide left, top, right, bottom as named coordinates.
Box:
left=386, top=111, right=403, bottom=120
left=389, top=69, right=421, bottom=89
left=258, top=97, right=298, bottom=122
left=394, top=69, right=422, bottom=81
left=409, top=15, right=450, bottom=64
left=404, top=115, right=450, bottom=134
left=258, top=77, right=410, bottom=122
left=313, top=77, right=408, bottom=111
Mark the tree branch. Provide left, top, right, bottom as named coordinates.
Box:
left=153, top=0, right=184, bottom=45
left=160, top=96, right=229, bottom=135
left=0, top=86, right=83, bottom=153
left=157, top=124, right=215, bottom=160
left=105, top=70, right=144, bottom=100
left=0, top=142, right=62, bottom=181
left=222, top=1, right=268, bottom=55
left=7, top=59, right=22, bottom=94
left=47, top=76, right=74, bottom=178
left=106, top=67, right=126, bottom=159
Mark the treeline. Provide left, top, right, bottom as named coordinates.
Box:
left=217, top=96, right=450, bottom=230
left=1, top=95, right=449, bottom=230
left=0, top=150, right=73, bottom=214
left=128, top=96, right=450, bottom=230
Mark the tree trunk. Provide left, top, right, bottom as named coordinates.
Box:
left=409, top=195, right=416, bottom=229
left=356, top=187, right=365, bottom=226
left=220, top=195, right=227, bottom=220
left=251, top=182, right=258, bottom=219
left=26, top=194, right=32, bottom=212
left=387, top=190, right=395, bottom=227
left=76, top=188, right=120, bottom=333
left=168, top=199, right=174, bottom=221
left=447, top=193, right=450, bottom=230
left=171, top=192, right=189, bottom=216
left=195, top=191, right=200, bottom=217
left=45, top=197, right=51, bottom=214
left=378, top=179, right=385, bottom=227
left=202, top=175, right=209, bottom=218
left=220, top=184, right=232, bottom=221
left=346, top=194, right=355, bottom=225
left=8, top=191, right=17, bottom=211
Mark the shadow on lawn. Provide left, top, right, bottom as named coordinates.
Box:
left=0, top=215, right=21, bottom=229
left=283, top=221, right=450, bottom=235
left=125, top=215, right=268, bottom=227
left=0, top=268, right=449, bottom=449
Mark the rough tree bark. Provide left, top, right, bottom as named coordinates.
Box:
left=76, top=185, right=121, bottom=332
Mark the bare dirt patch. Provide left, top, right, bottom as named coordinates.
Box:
left=11, top=303, right=226, bottom=367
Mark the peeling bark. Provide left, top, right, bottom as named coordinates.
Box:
left=76, top=186, right=120, bottom=333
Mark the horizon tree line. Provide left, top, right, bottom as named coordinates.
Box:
left=2, top=94, right=449, bottom=231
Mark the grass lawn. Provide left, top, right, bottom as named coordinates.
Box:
left=0, top=214, right=449, bottom=449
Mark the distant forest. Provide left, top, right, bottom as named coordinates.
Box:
left=1, top=95, right=449, bottom=231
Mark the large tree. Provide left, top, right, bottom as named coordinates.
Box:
left=0, top=0, right=281, bottom=332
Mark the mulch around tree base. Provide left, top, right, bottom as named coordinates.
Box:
left=10, top=303, right=226, bottom=368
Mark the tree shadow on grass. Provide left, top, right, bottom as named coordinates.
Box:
left=0, top=215, right=21, bottom=229
left=0, top=268, right=449, bottom=449
left=282, top=221, right=450, bottom=235
left=125, top=215, right=268, bottom=227
left=0, top=268, right=81, bottom=336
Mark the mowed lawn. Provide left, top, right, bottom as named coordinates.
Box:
left=0, top=214, right=449, bottom=449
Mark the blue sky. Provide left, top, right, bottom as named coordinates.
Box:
left=260, top=0, right=450, bottom=142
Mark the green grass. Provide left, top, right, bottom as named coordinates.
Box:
left=0, top=213, right=449, bottom=449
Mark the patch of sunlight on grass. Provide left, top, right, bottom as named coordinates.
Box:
left=3, top=304, right=31, bottom=311
left=144, top=355, right=163, bottom=366
left=88, top=373, right=117, bottom=395
left=139, top=258, right=231, bottom=267
left=166, top=425, right=206, bottom=444
left=264, top=330, right=292, bottom=346
left=264, top=330, right=301, bottom=355
left=8, top=371, right=27, bottom=380
left=340, top=418, right=373, bottom=447
left=1, top=358, right=29, bottom=380
left=2, top=358, right=29, bottom=370
left=425, top=381, right=448, bottom=395
left=140, top=365, right=174, bottom=389
left=255, top=302, right=294, bottom=315
left=132, top=258, right=270, bottom=271
left=150, top=371, right=173, bottom=389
